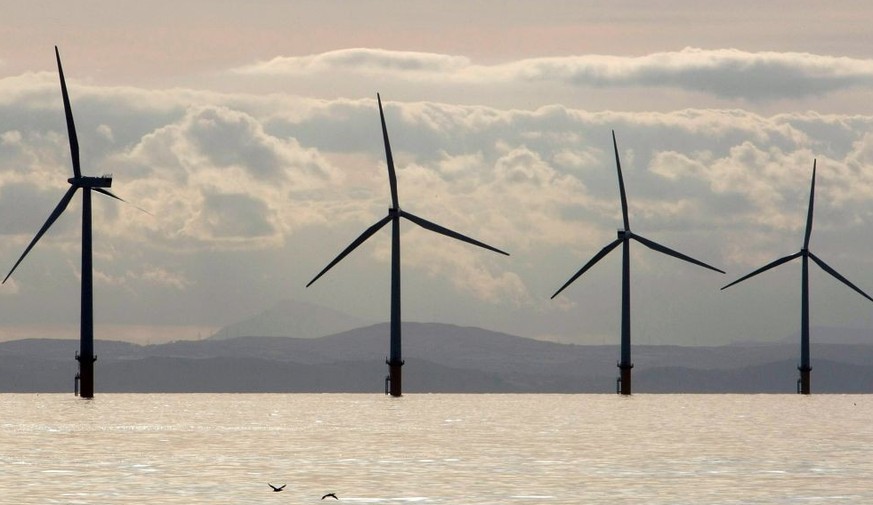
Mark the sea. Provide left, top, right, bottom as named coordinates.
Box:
left=1, top=394, right=871, bottom=504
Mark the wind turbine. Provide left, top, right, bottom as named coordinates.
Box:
left=551, top=131, right=724, bottom=395
left=306, top=94, right=509, bottom=397
left=721, top=160, right=873, bottom=394
left=3, top=47, right=124, bottom=399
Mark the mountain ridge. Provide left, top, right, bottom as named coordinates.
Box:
left=3, top=322, right=873, bottom=393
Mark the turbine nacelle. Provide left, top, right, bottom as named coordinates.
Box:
left=618, top=229, right=632, bottom=240
left=69, top=175, right=112, bottom=188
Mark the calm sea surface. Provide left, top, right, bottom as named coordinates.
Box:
left=1, top=394, right=871, bottom=504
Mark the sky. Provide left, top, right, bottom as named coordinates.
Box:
left=2, top=1, right=873, bottom=346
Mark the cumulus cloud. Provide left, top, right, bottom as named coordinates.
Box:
left=2, top=72, right=873, bottom=343
left=231, top=47, right=873, bottom=101
left=114, top=104, right=342, bottom=248
left=186, top=107, right=291, bottom=181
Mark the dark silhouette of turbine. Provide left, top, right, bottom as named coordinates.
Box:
left=721, top=160, right=873, bottom=394
left=3, top=47, right=125, bottom=399
left=552, top=130, right=724, bottom=395
left=307, top=94, right=509, bottom=397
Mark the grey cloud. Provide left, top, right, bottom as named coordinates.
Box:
left=527, top=48, right=873, bottom=100
left=200, top=192, right=274, bottom=239
left=232, top=48, right=873, bottom=101
left=4, top=80, right=873, bottom=345
left=236, top=48, right=470, bottom=75
left=187, top=107, right=288, bottom=181
left=7, top=82, right=868, bottom=252
left=267, top=100, right=852, bottom=257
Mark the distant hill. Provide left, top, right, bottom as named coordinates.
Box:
left=209, top=299, right=372, bottom=340
left=3, top=322, right=873, bottom=393
left=781, top=326, right=873, bottom=345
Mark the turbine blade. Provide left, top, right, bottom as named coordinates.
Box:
left=809, top=252, right=873, bottom=303
left=4, top=186, right=78, bottom=283
left=94, top=188, right=152, bottom=216
left=803, top=159, right=816, bottom=250
left=631, top=233, right=725, bottom=274
left=720, top=251, right=802, bottom=290
left=55, top=46, right=81, bottom=179
left=377, top=93, right=399, bottom=210
left=551, top=238, right=623, bottom=299
left=613, top=130, right=630, bottom=231
left=400, top=210, right=509, bottom=256
left=94, top=187, right=124, bottom=203
left=305, top=214, right=393, bottom=287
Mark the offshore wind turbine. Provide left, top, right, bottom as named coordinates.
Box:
left=306, top=93, right=509, bottom=397
left=3, top=47, right=124, bottom=399
left=551, top=131, right=724, bottom=395
left=721, top=160, right=873, bottom=394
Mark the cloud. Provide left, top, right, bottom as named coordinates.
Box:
left=245, top=95, right=873, bottom=274
left=2, top=72, right=873, bottom=343
left=510, top=48, right=873, bottom=100
left=232, top=47, right=873, bottom=101
left=186, top=107, right=292, bottom=181
left=420, top=244, right=528, bottom=306
left=112, top=104, right=343, bottom=249
left=134, top=266, right=192, bottom=290
left=199, top=192, right=275, bottom=239
left=235, top=48, right=470, bottom=76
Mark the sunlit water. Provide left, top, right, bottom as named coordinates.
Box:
left=1, top=394, right=872, bottom=504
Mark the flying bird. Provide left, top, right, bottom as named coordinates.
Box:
left=268, top=483, right=286, bottom=492
left=322, top=492, right=339, bottom=500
